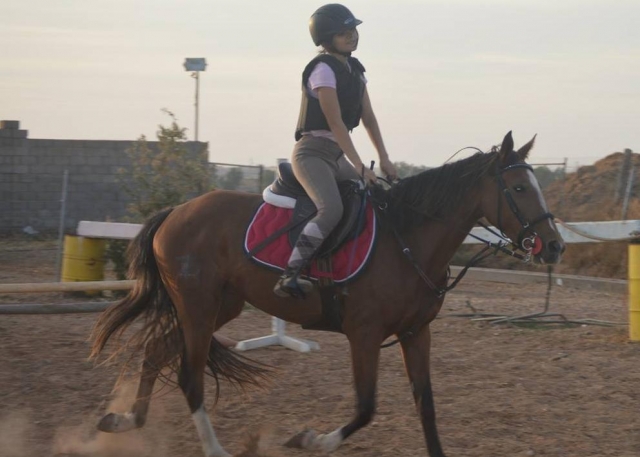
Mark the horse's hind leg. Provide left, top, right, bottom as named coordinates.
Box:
left=97, top=332, right=174, bottom=433
left=175, top=288, right=231, bottom=457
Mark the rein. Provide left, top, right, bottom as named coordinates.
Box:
left=376, top=161, right=554, bottom=349
left=388, top=223, right=523, bottom=298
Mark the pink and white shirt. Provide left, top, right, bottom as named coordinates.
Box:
left=303, top=61, right=367, bottom=142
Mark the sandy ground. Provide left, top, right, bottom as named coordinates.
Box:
left=1, top=239, right=639, bottom=457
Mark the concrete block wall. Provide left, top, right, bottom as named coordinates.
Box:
left=0, top=121, right=208, bottom=234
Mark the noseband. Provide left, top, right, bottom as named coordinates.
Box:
left=495, top=163, right=555, bottom=253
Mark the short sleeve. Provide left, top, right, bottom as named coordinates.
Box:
left=307, top=62, right=337, bottom=96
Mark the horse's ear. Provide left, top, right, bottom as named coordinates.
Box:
left=499, top=131, right=514, bottom=162
left=516, top=134, right=536, bottom=161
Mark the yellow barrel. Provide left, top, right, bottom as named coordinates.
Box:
left=628, top=243, right=640, bottom=342
left=62, top=236, right=107, bottom=294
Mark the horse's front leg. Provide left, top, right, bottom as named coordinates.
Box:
left=401, top=324, right=446, bottom=457
left=286, top=330, right=381, bottom=453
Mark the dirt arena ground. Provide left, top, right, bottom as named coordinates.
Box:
left=1, top=239, right=639, bottom=457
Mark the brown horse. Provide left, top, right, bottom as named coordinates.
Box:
left=91, top=132, right=564, bottom=457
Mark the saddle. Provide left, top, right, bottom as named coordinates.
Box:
left=254, top=162, right=371, bottom=333
left=263, top=162, right=367, bottom=257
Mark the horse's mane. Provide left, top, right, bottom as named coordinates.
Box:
left=377, top=148, right=504, bottom=231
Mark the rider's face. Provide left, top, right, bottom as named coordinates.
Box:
left=332, top=28, right=359, bottom=53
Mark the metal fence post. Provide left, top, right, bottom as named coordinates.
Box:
left=55, top=169, right=69, bottom=281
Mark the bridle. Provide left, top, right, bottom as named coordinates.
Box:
left=376, top=161, right=555, bottom=297
left=490, top=162, right=555, bottom=254
left=376, top=159, right=557, bottom=349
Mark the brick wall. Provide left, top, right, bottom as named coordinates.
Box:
left=0, top=121, right=208, bottom=234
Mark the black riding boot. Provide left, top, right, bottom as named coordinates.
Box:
left=273, top=265, right=313, bottom=299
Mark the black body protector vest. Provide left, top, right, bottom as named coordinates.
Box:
left=295, top=54, right=366, bottom=141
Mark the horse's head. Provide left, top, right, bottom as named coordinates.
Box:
left=479, top=132, right=565, bottom=264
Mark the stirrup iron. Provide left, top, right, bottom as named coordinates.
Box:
left=274, top=268, right=313, bottom=299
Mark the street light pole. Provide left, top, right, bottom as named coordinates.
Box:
left=183, top=58, right=207, bottom=142
left=194, top=70, right=200, bottom=142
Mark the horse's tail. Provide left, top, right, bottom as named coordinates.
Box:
left=91, top=206, right=270, bottom=393
left=90, top=207, right=176, bottom=362
left=206, top=335, right=272, bottom=402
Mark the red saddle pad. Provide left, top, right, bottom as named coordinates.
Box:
left=244, top=202, right=377, bottom=283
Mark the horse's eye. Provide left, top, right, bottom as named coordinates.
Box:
left=514, top=185, right=526, bottom=192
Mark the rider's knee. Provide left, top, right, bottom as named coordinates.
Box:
left=317, top=201, right=344, bottom=231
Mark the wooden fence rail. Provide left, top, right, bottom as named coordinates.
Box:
left=0, top=280, right=135, bottom=294
left=0, top=302, right=115, bottom=315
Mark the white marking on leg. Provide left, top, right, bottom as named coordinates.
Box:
left=309, top=428, right=343, bottom=453
left=118, top=412, right=137, bottom=431
left=192, top=406, right=230, bottom=457
left=97, top=411, right=137, bottom=433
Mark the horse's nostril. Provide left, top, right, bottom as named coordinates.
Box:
left=548, top=240, right=564, bottom=254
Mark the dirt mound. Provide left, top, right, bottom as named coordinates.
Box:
left=542, top=151, right=639, bottom=278
left=544, top=151, right=640, bottom=222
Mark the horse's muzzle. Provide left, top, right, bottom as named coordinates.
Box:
left=535, top=238, right=565, bottom=265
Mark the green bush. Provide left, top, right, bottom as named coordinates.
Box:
left=105, top=111, right=214, bottom=277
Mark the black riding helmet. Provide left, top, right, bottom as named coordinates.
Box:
left=309, top=4, right=363, bottom=46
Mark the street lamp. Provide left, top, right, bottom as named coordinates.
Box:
left=183, top=58, right=207, bottom=142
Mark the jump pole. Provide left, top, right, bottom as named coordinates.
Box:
left=0, top=302, right=113, bottom=315
left=0, top=280, right=135, bottom=294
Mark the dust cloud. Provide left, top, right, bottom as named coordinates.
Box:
left=234, top=430, right=282, bottom=457
left=0, top=410, right=32, bottom=457
left=1, top=383, right=280, bottom=457
left=52, top=381, right=168, bottom=457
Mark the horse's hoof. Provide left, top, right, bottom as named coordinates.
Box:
left=309, top=430, right=343, bottom=453
left=96, top=412, right=138, bottom=433
left=284, top=429, right=342, bottom=452
left=284, top=429, right=317, bottom=448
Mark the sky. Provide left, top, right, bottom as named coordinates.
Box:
left=2, top=0, right=638, bottom=170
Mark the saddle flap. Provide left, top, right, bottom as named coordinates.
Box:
left=287, top=180, right=366, bottom=257
left=265, top=162, right=368, bottom=257
left=244, top=201, right=377, bottom=284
